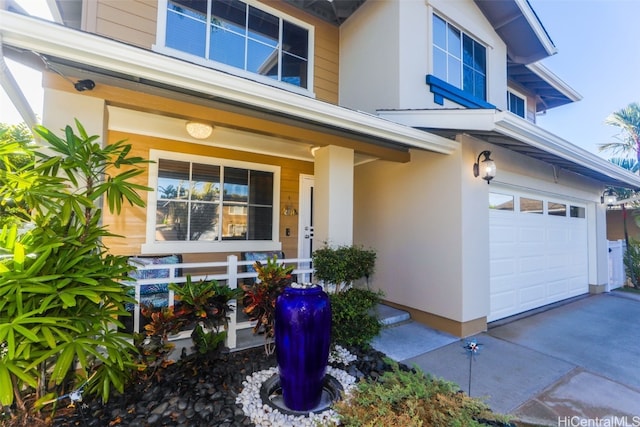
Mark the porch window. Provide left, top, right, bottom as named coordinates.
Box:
left=143, top=151, right=280, bottom=253
left=432, top=14, right=486, bottom=101
left=158, top=0, right=311, bottom=92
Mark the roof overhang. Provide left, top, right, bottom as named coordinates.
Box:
left=377, top=109, right=640, bottom=190
left=474, top=0, right=556, bottom=64
left=509, top=62, right=582, bottom=112
left=0, top=10, right=457, bottom=158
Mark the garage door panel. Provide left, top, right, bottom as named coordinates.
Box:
left=490, top=291, right=517, bottom=318
left=489, top=190, right=589, bottom=322
left=491, top=258, right=516, bottom=278
left=491, top=223, right=518, bottom=243
left=547, top=279, right=569, bottom=298
left=520, top=255, right=546, bottom=272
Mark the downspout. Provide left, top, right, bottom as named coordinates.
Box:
left=0, top=35, right=39, bottom=132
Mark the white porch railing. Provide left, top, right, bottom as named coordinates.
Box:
left=607, top=239, right=626, bottom=291
left=124, top=255, right=313, bottom=349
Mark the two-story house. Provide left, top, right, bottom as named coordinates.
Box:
left=2, top=0, right=639, bottom=338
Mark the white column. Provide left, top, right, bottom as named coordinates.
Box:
left=313, top=145, right=354, bottom=249
left=42, top=88, right=106, bottom=138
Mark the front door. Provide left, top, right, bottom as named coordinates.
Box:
left=297, top=174, right=314, bottom=282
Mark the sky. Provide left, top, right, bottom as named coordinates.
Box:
left=1, top=0, right=639, bottom=157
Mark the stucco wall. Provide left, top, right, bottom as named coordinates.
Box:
left=354, top=133, right=609, bottom=328
left=340, top=0, right=508, bottom=113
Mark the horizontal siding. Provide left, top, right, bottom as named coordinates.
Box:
left=102, top=130, right=313, bottom=260
left=88, top=0, right=339, bottom=102
left=95, top=0, right=157, bottom=48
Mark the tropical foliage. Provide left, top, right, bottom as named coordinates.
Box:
left=242, top=256, right=293, bottom=354
left=599, top=102, right=640, bottom=289
left=0, top=120, right=150, bottom=420
left=599, top=102, right=640, bottom=162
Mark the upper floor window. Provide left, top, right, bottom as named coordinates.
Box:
left=432, top=14, right=486, bottom=100
left=507, top=90, right=526, bottom=118
left=160, top=0, right=311, bottom=90
left=144, top=150, right=280, bottom=253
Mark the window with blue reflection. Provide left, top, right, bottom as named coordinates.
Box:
left=433, top=13, right=486, bottom=100
left=165, top=0, right=309, bottom=89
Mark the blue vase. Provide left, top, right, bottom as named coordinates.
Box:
left=275, top=285, right=331, bottom=411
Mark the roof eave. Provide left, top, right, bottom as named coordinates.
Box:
left=526, top=62, right=582, bottom=103
left=0, top=10, right=457, bottom=155
left=377, top=109, right=640, bottom=189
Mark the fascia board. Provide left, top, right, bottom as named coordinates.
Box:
left=495, top=112, right=640, bottom=187
left=514, top=0, right=557, bottom=58
left=526, top=62, right=582, bottom=102
left=377, top=109, right=497, bottom=132
left=0, top=11, right=457, bottom=155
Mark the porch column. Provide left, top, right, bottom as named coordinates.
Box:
left=42, top=87, right=106, bottom=138
left=313, top=145, right=354, bottom=249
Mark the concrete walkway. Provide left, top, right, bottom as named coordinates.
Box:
left=371, top=292, right=640, bottom=426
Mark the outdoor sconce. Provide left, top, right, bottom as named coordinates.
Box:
left=282, top=197, right=298, bottom=216
left=185, top=121, right=213, bottom=139
left=473, top=150, right=496, bottom=184
left=601, top=188, right=617, bottom=207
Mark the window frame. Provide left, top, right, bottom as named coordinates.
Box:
left=154, top=0, right=315, bottom=97
left=507, top=89, right=527, bottom=118
left=142, top=149, right=281, bottom=254
left=432, top=13, right=487, bottom=101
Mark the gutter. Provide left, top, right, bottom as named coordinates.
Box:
left=495, top=112, right=640, bottom=188
left=0, top=35, right=38, bottom=131
left=0, top=11, right=458, bottom=155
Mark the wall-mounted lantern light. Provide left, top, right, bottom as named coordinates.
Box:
left=601, top=188, right=617, bottom=207
left=473, top=150, right=496, bottom=184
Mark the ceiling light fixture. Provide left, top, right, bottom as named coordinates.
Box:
left=185, top=121, right=213, bottom=139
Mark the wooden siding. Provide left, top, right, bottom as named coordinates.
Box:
left=88, top=0, right=157, bottom=49
left=87, top=0, right=339, bottom=103
left=102, top=131, right=313, bottom=261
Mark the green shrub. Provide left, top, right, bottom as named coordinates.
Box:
left=313, top=245, right=376, bottom=292
left=330, top=287, right=382, bottom=348
left=333, top=362, right=512, bottom=427
left=0, top=120, right=151, bottom=419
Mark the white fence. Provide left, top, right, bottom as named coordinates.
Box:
left=124, top=255, right=313, bottom=349
left=608, top=239, right=626, bottom=291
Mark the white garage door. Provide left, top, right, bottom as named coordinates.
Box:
left=489, top=190, right=589, bottom=322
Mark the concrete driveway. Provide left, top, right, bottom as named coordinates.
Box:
left=373, top=292, right=640, bottom=426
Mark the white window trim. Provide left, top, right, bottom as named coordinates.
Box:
left=154, top=0, right=315, bottom=98
left=507, top=88, right=527, bottom=118
left=142, top=149, right=282, bottom=254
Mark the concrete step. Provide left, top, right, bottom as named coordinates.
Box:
left=374, top=303, right=411, bottom=327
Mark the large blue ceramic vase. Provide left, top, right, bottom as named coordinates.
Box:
left=275, top=285, right=331, bottom=411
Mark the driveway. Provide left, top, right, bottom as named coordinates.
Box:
left=374, top=292, right=640, bottom=426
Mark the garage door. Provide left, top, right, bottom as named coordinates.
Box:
left=489, top=190, right=588, bottom=322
